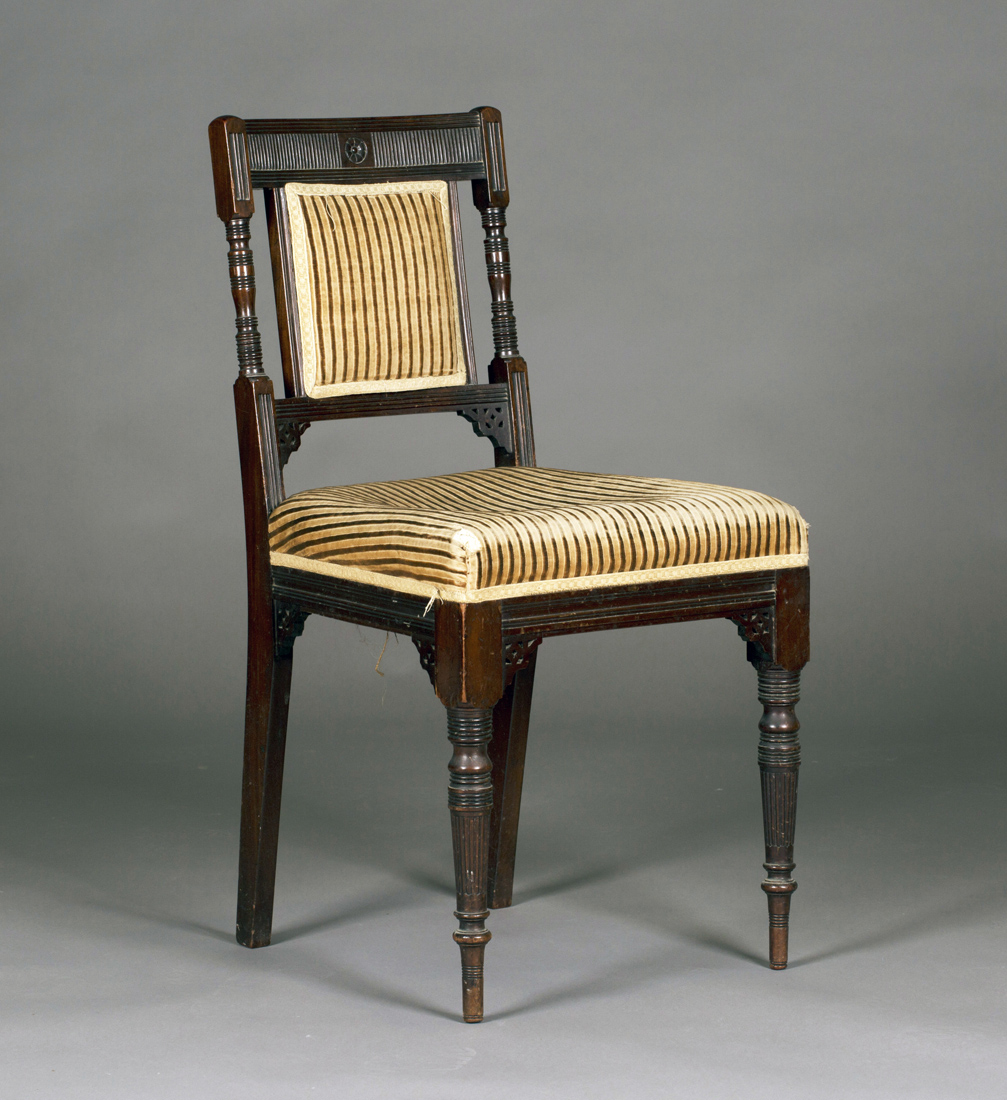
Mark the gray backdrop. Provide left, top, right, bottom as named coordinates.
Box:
left=3, top=1, right=1006, bottom=1097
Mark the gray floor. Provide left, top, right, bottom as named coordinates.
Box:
left=5, top=623, right=1006, bottom=1098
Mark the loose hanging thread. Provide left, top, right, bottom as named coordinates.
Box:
left=374, top=631, right=390, bottom=676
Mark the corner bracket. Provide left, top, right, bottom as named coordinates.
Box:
left=457, top=405, right=513, bottom=455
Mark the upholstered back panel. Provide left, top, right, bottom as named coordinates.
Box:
left=285, top=180, right=468, bottom=398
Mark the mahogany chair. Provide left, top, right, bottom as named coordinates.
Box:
left=208, top=108, right=809, bottom=1023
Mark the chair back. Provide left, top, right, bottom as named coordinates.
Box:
left=209, top=109, right=534, bottom=520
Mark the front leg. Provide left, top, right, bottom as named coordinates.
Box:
left=433, top=600, right=505, bottom=1022
left=447, top=705, right=494, bottom=1022
left=756, top=663, right=801, bottom=968
left=733, top=569, right=809, bottom=969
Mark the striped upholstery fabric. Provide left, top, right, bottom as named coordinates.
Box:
left=286, top=180, right=468, bottom=398
left=269, top=467, right=809, bottom=603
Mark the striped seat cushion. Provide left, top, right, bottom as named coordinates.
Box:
left=269, top=467, right=808, bottom=603
left=286, top=180, right=468, bottom=398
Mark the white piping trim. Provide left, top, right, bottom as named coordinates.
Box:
left=269, top=552, right=810, bottom=604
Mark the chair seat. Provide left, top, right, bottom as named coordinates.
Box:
left=269, top=467, right=808, bottom=602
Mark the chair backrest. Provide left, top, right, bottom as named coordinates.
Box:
left=208, top=109, right=535, bottom=508
left=282, top=178, right=473, bottom=399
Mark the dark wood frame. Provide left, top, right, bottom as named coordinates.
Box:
left=208, top=108, right=809, bottom=1023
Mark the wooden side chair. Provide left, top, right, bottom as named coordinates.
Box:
left=207, top=108, right=810, bottom=1023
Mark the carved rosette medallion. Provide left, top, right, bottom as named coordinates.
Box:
left=343, top=137, right=368, bottom=164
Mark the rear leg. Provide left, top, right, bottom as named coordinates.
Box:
left=487, top=643, right=539, bottom=908
left=236, top=602, right=305, bottom=947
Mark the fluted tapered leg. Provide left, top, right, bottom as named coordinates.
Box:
left=756, top=663, right=801, bottom=969
left=447, top=704, right=494, bottom=1022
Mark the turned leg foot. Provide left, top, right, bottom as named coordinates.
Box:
left=756, top=663, right=801, bottom=969
left=447, top=705, right=494, bottom=1022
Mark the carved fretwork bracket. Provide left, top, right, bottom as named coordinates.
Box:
left=729, top=607, right=775, bottom=663
left=275, top=419, right=310, bottom=467
left=411, top=633, right=541, bottom=689
left=457, top=405, right=513, bottom=455
left=412, top=637, right=437, bottom=686
left=503, top=636, right=542, bottom=679
left=273, top=602, right=309, bottom=656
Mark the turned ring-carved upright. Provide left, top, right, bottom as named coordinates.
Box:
left=446, top=704, right=494, bottom=1022
left=225, top=216, right=264, bottom=379
left=479, top=205, right=519, bottom=360
left=756, top=663, right=801, bottom=968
